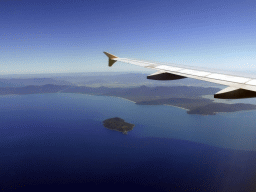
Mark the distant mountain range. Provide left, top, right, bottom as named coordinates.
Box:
left=0, top=84, right=68, bottom=95
left=0, top=72, right=226, bottom=88
left=0, top=78, right=73, bottom=87
left=0, top=72, right=254, bottom=115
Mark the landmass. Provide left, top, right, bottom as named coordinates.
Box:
left=103, top=117, right=135, bottom=134
left=0, top=80, right=255, bottom=115
left=62, top=85, right=256, bottom=115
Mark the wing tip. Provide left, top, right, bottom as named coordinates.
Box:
left=103, top=52, right=118, bottom=59
left=103, top=52, right=118, bottom=67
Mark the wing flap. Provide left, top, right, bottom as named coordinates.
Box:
left=214, top=87, right=256, bottom=99
left=147, top=71, right=186, bottom=80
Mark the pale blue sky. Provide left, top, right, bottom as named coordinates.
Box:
left=1, top=0, right=256, bottom=74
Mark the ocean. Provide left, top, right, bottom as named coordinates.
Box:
left=1, top=93, right=256, bottom=192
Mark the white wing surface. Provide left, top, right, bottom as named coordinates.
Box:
left=103, top=52, right=256, bottom=99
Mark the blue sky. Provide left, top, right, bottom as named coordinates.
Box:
left=1, top=0, right=256, bottom=74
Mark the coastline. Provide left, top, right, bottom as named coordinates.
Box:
left=105, top=128, right=128, bottom=134
left=66, top=93, right=137, bottom=104
left=108, top=95, right=136, bottom=103
left=164, top=104, right=189, bottom=111
left=215, top=109, right=256, bottom=115
left=68, top=93, right=256, bottom=116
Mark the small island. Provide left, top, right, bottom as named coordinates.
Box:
left=103, top=117, right=135, bottom=134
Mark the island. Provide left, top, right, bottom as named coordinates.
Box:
left=103, top=117, right=135, bottom=134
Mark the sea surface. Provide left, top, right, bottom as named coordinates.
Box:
left=1, top=93, right=256, bottom=192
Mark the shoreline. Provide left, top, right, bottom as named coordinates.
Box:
left=108, top=96, right=136, bottom=103
left=105, top=128, right=128, bottom=134
left=65, top=93, right=137, bottom=104
left=55, top=92, right=256, bottom=115
left=164, top=104, right=189, bottom=111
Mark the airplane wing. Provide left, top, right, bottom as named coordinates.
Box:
left=103, top=52, right=256, bottom=99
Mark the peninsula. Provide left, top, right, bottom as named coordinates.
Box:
left=103, top=117, right=135, bottom=134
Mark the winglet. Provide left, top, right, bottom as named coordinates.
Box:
left=103, top=52, right=118, bottom=67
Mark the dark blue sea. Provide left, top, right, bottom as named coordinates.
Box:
left=1, top=93, right=256, bottom=192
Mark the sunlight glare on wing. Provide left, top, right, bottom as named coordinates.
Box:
left=156, top=65, right=182, bottom=72
left=179, top=69, right=211, bottom=77
left=207, top=74, right=250, bottom=83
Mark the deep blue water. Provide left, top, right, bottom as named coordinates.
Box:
left=1, top=93, right=256, bottom=192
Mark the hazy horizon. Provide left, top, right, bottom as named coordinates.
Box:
left=1, top=0, right=256, bottom=74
